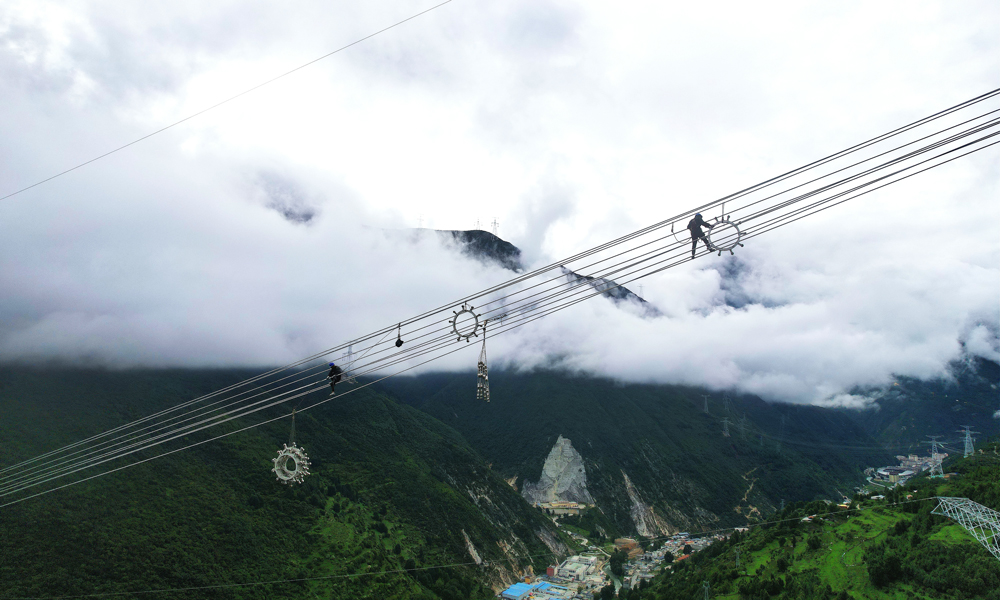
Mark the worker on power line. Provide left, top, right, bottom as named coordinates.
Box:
left=327, top=362, right=343, bottom=395
left=687, top=213, right=714, bottom=258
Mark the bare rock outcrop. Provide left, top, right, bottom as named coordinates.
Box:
left=521, top=435, right=594, bottom=505
left=622, top=471, right=672, bottom=537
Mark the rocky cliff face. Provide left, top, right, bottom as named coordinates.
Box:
left=622, top=471, right=672, bottom=537
left=521, top=435, right=595, bottom=505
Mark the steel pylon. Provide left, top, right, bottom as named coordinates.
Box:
left=932, top=497, right=1000, bottom=561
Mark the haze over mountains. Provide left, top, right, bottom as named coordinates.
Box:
left=1, top=230, right=996, bottom=600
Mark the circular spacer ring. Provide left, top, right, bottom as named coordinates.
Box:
left=450, top=303, right=481, bottom=342
left=707, top=218, right=745, bottom=254
left=272, top=443, right=311, bottom=485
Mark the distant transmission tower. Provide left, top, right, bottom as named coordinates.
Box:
left=738, top=414, right=748, bottom=441
left=721, top=418, right=731, bottom=437
left=490, top=218, right=499, bottom=235
left=344, top=344, right=357, bottom=384
left=417, top=214, right=423, bottom=228
left=735, top=548, right=740, bottom=569
left=959, top=426, right=979, bottom=458
left=702, top=580, right=711, bottom=599
left=702, top=394, right=710, bottom=414
left=638, top=284, right=644, bottom=297
left=474, top=218, right=482, bottom=230
left=922, top=435, right=944, bottom=477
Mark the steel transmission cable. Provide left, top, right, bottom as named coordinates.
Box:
left=0, top=0, right=458, bottom=203
left=6, top=91, right=997, bottom=481
left=3, top=115, right=996, bottom=494
left=3, top=94, right=998, bottom=502
left=5, top=127, right=998, bottom=499
left=0, top=106, right=996, bottom=488
left=7, top=121, right=996, bottom=500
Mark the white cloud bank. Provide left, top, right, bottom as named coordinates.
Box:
left=0, top=0, right=998, bottom=405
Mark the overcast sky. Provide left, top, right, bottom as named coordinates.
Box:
left=1, top=0, right=997, bottom=406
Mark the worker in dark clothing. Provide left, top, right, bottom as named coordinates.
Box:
left=687, top=213, right=714, bottom=258
left=327, top=362, right=343, bottom=395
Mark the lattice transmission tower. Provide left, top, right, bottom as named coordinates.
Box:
left=737, top=413, right=748, bottom=441
left=922, top=435, right=944, bottom=477
left=959, top=426, right=979, bottom=458
left=932, top=497, right=1000, bottom=561
left=344, top=344, right=357, bottom=384
left=702, top=394, right=710, bottom=414
left=721, top=418, right=731, bottom=437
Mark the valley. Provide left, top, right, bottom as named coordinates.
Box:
left=2, top=362, right=994, bottom=599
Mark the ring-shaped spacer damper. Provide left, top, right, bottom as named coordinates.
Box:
left=450, top=303, right=481, bottom=342
left=707, top=218, right=745, bottom=255
left=272, top=443, right=311, bottom=484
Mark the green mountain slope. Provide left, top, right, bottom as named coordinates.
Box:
left=376, top=371, right=896, bottom=538
left=843, top=357, right=1000, bottom=451
left=0, top=367, right=564, bottom=600
left=638, top=441, right=1000, bottom=600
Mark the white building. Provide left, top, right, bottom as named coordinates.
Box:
left=555, top=555, right=598, bottom=581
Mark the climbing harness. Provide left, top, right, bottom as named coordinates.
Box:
left=272, top=408, right=311, bottom=485
left=476, top=320, right=490, bottom=403
left=450, top=303, right=481, bottom=342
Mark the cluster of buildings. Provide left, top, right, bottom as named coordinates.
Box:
left=536, top=501, right=588, bottom=516
left=496, top=531, right=734, bottom=600
left=619, top=534, right=726, bottom=592
left=499, top=581, right=574, bottom=600
left=868, top=453, right=946, bottom=486
left=498, top=555, right=602, bottom=600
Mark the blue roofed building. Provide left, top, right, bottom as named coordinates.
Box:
left=499, top=581, right=572, bottom=600
left=500, top=582, right=533, bottom=600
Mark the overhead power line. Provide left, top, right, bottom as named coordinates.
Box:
left=2, top=90, right=998, bottom=506
left=0, top=0, right=456, bottom=203
left=3, top=95, right=996, bottom=496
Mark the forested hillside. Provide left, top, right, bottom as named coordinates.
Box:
left=632, top=441, right=1000, bottom=600
left=376, top=371, right=895, bottom=537
left=0, top=367, right=563, bottom=600
left=843, top=357, right=1000, bottom=450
